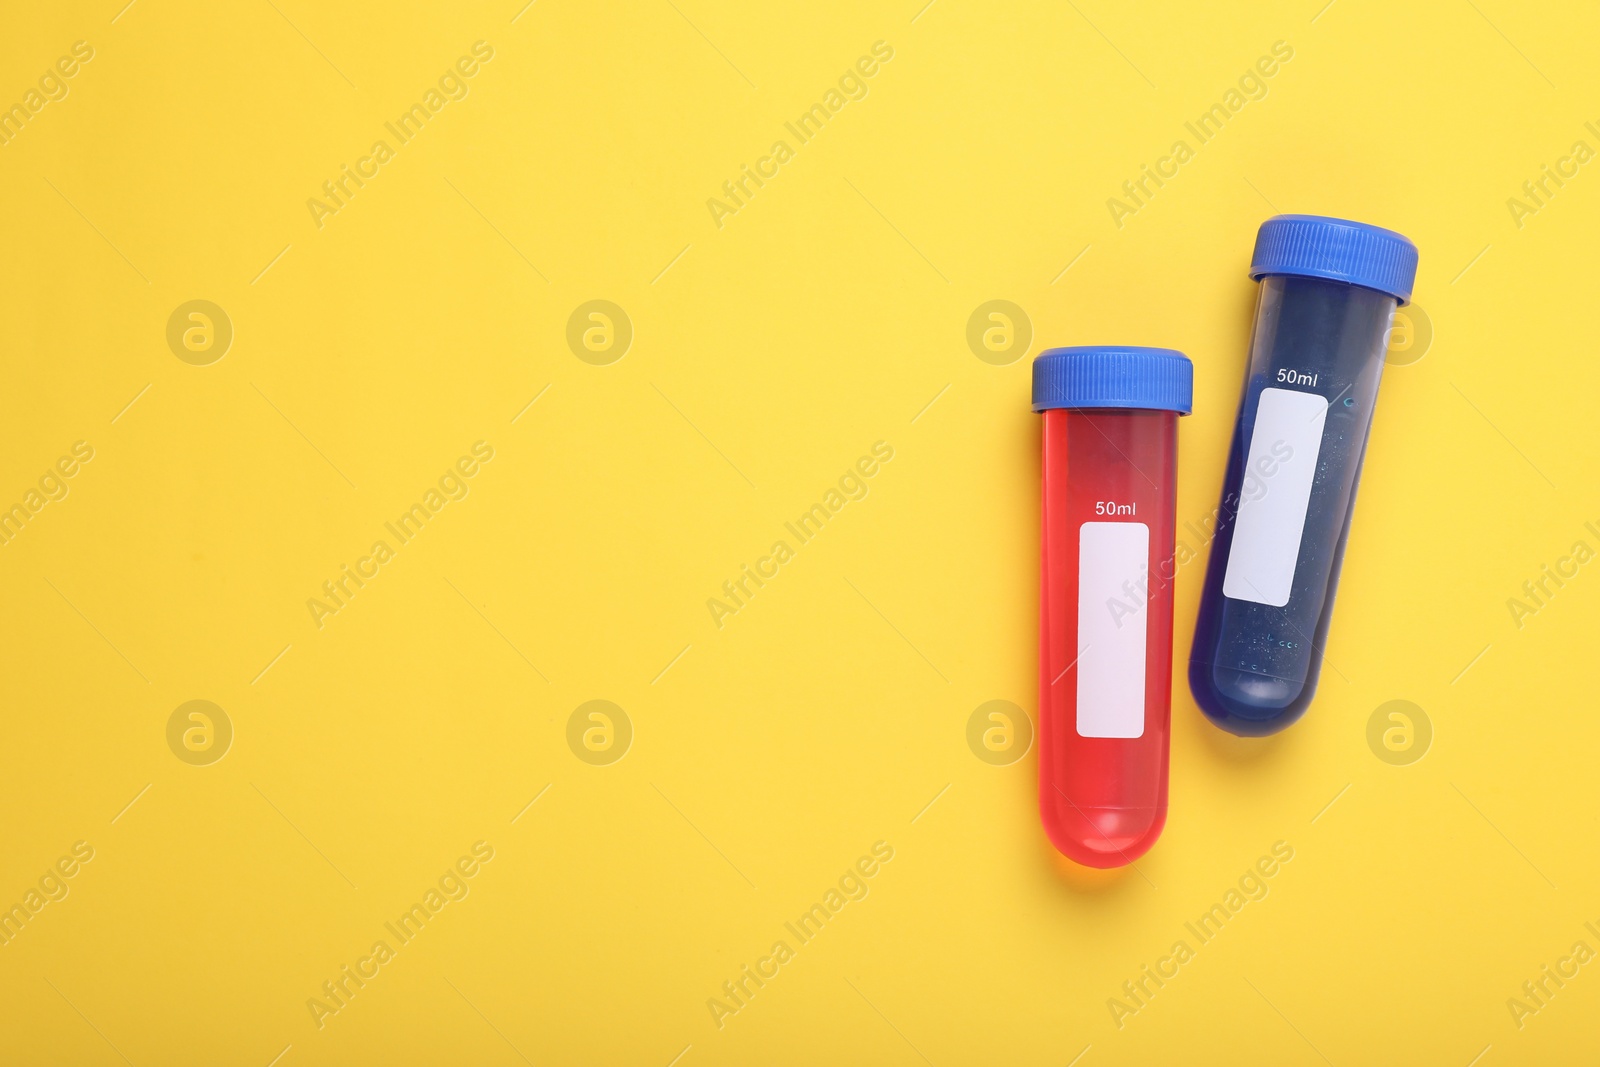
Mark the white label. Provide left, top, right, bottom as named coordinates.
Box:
left=1076, top=521, right=1148, bottom=739
left=1222, top=387, right=1328, bottom=607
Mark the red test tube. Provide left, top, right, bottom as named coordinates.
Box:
left=1034, top=346, right=1193, bottom=867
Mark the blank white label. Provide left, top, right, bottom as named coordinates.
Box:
left=1222, top=387, right=1328, bottom=607
left=1076, top=521, right=1148, bottom=739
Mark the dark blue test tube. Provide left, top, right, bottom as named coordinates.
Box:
left=1190, top=215, right=1419, bottom=736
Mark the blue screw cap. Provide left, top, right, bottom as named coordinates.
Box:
left=1250, top=214, right=1419, bottom=305
left=1031, top=346, right=1193, bottom=415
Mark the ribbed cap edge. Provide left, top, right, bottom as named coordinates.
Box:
left=1250, top=214, right=1419, bottom=304
left=1032, top=346, right=1193, bottom=414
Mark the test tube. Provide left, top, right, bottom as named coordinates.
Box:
left=1035, top=346, right=1193, bottom=867
left=1190, top=215, right=1419, bottom=736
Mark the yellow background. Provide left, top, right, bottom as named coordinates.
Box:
left=2, top=0, right=1597, bottom=1063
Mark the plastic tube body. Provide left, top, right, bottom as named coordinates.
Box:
left=1189, top=275, right=1397, bottom=735
left=1039, top=408, right=1178, bottom=866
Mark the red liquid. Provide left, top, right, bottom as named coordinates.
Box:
left=1039, top=408, right=1178, bottom=867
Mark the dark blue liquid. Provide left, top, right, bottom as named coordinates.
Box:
left=1190, top=275, right=1396, bottom=735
